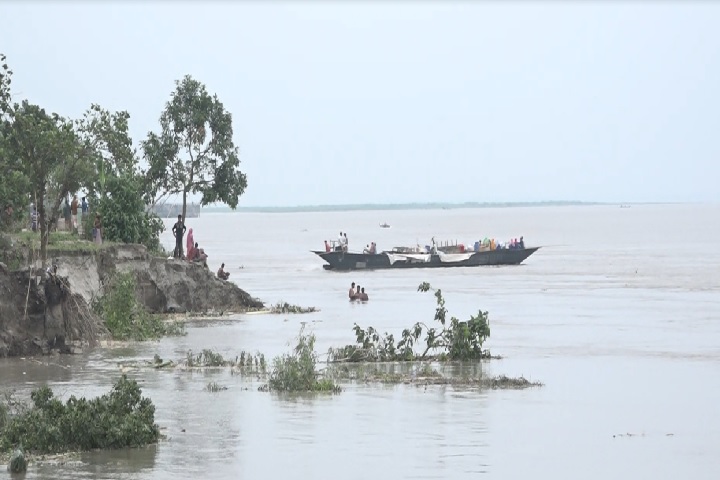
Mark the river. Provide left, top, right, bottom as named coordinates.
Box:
left=1, top=203, right=719, bottom=479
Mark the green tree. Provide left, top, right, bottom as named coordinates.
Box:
left=76, top=105, right=164, bottom=250
left=4, top=101, right=91, bottom=265
left=142, top=75, right=247, bottom=222
left=0, top=53, right=30, bottom=231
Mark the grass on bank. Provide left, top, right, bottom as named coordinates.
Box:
left=10, top=230, right=119, bottom=252
left=93, top=272, right=185, bottom=341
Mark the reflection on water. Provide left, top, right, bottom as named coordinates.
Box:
left=2, top=205, right=720, bottom=479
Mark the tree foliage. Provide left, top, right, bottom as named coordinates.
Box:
left=142, top=75, right=247, bottom=220
left=0, top=54, right=30, bottom=231
left=2, top=100, right=92, bottom=265
left=76, top=104, right=164, bottom=250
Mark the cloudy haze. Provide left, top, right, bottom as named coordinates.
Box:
left=1, top=1, right=718, bottom=206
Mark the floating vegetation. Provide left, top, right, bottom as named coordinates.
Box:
left=186, top=349, right=230, bottom=367
left=205, top=382, right=228, bottom=392
left=259, top=326, right=341, bottom=394
left=326, top=364, right=541, bottom=389
left=183, top=349, right=267, bottom=374
left=270, top=302, right=318, bottom=314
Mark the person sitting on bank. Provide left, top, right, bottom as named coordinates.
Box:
left=193, top=242, right=208, bottom=265
left=349, top=282, right=357, bottom=300
left=359, top=287, right=368, bottom=301
left=217, top=263, right=230, bottom=280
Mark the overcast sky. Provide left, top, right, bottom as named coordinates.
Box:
left=1, top=1, right=718, bottom=206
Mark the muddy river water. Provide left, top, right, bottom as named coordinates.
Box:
left=1, top=204, right=719, bottom=479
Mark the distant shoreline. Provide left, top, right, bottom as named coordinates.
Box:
left=196, top=201, right=668, bottom=214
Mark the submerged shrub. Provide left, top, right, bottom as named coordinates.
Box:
left=328, top=282, right=491, bottom=362
left=264, top=327, right=340, bottom=393
left=8, top=448, right=27, bottom=473
left=0, top=375, right=160, bottom=454
left=270, top=302, right=318, bottom=314
left=93, top=272, right=184, bottom=340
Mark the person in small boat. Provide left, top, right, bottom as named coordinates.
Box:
left=349, top=282, right=357, bottom=300
left=370, top=242, right=377, bottom=254
left=337, top=232, right=344, bottom=252
left=359, top=287, right=368, bottom=301
left=363, top=244, right=371, bottom=254
left=343, top=233, right=349, bottom=252
left=324, top=240, right=331, bottom=253
left=217, top=263, right=230, bottom=280
left=518, top=236, right=525, bottom=249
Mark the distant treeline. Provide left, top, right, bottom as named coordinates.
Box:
left=201, top=201, right=607, bottom=214
left=151, top=203, right=201, bottom=218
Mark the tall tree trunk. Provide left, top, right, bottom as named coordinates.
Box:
left=182, top=189, right=187, bottom=224
left=37, top=187, right=48, bottom=268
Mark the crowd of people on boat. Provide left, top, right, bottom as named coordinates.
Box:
left=348, top=282, right=369, bottom=301
left=473, top=236, right=525, bottom=251
left=324, top=232, right=378, bottom=255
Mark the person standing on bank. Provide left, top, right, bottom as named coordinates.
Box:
left=70, top=195, right=79, bottom=234
left=172, top=215, right=187, bottom=258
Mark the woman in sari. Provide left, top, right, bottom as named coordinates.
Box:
left=186, top=228, right=195, bottom=260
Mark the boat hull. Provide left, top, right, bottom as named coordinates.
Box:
left=312, top=247, right=540, bottom=271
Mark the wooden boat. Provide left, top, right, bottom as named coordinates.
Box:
left=312, top=246, right=540, bottom=271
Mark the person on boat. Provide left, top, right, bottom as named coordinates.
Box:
left=349, top=282, right=357, bottom=300
left=324, top=240, right=331, bottom=253
left=343, top=233, right=349, bottom=252
left=370, top=242, right=377, bottom=254
left=518, top=236, right=525, bottom=249
left=363, top=244, right=371, bottom=254
left=337, top=232, right=344, bottom=252
left=217, top=263, right=230, bottom=280
left=359, top=287, right=368, bottom=301
left=431, top=237, right=438, bottom=254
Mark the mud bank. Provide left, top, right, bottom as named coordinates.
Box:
left=40, top=244, right=264, bottom=314
left=0, top=263, right=106, bottom=357
left=0, top=244, right=264, bottom=357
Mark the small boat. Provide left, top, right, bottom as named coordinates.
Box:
left=379, top=223, right=391, bottom=228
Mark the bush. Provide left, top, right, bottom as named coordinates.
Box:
left=93, top=272, right=184, bottom=340
left=0, top=375, right=160, bottom=454
left=83, top=173, right=165, bottom=252
left=265, top=327, right=340, bottom=393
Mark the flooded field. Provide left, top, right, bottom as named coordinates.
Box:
left=2, top=203, right=719, bottom=479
